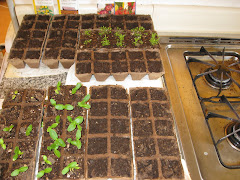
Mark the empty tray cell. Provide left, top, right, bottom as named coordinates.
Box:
left=28, top=39, right=44, bottom=48
left=130, top=87, right=184, bottom=179
left=35, top=21, right=48, bottom=29
left=140, top=22, right=153, bottom=30
left=77, top=51, right=92, bottom=61
left=59, top=49, right=76, bottom=68
left=94, top=51, right=109, bottom=60
left=68, top=15, right=81, bottom=20
left=129, top=61, right=147, bottom=80
left=138, top=15, right=152, bottom=21
left=24, top=50, right=41, bottom=68
left=16, top=30, right=31, bottom=39
left=62, top=39, right=77, bottom=48
left=64, top=30, right=78, bottom=39
left=82, top=14, right=95, bottom=21
left=75, top=62, right=92, bottom=82
left=32, top=30, right=46, bottom=38
left=66, top=20, right=80, bottom=29
left=111, top=51, right=126, bottom=61
left=21, top=21, right=34, bottom=30
left=51, top=21, right=65, bottom=29
left=46, top=39, right=62, bottom=48
left=12, top=39, right=28, bottom=49
left=49, top=29, right=63, bottom=39
left=128, top=50, right=144, bottom=60
left=125, top=15, right=138, bottom=21
left=96, top=21, right=110, bottom=28
left=53, top=15, right=66, bottom=21
left=42, top=48, right=60, bottom=69
left=81, top=22, right=94, bottom=29
left=37, top=15, right=50, bottom=21
left=23, top=14, right=36, bottom=21
left=87, top=85, right=133, bottom=179
left=96, top=15, right=110, bottom=21
left=126, top=22, right=139, bottom=30
left=145, top=50, right=160, bottom=60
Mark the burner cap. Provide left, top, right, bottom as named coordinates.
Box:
left=225, top=122, right=240, bottom=151
left=204, top=65, right=232, bottom=89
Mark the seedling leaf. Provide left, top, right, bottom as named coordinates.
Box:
left=42, top=155, right=52, bottom=165
left=37, top=171, right=44, bottom=178
left=55, top=115, right=60, bottom=123
left=67, top=116, right=73, bottom=122
left=68, top=123, right=76, bottom=132
left=55, top=104, right=65, bottom=110
left=54, top=149, right=61, bottom=158
left=3, top=124, right=14, bottom=132
left=11, top=169, right=20, bottom=176
left=26, top=124, right=32, bottom=136
left=50, top=99, right=56, bottom=106
left=76, top=129, right=81, bottom=140
left=44, top=167, right=52, bottom=173
left=65, top=104, right=74, bottom=110
left=19, top=166, right=28, bottom=172
left=49, top=129, right=58, bottom=140
left=0, top=138, right=6, bottom=150
left=56, top=138, right=66, bottom=147
left=62, top=166, right=70, bottom=175
left=75, top=116, right=83, bottom=124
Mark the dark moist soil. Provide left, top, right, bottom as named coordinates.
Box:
left=22, top=105, right=41, bottom=120
left=96, top=21, right=110, bottom=28
left=89, top=118, right=108, bottom=134
left=51, top=21, right=64, bottom=29
left=111, top=51, right=126, bottom=61
left=45, top=104, right=64, bottom=117
left=91, top=86, right=108, bottom=99
left=76, top=62, right=91, bottom=74
left=65, top=85, right=86, bottom=101
left=139, top=15, right=152, bottom=21
left=62, top=156, right=84, bottom=179
left=1, top=105, right=21, bottom=120
left=147, top=61, right=163, bottom=72
left=53, top=15, right=66, bottom=20
left=111, top=137, right=130, bottom=155
left=48, top=86, right=66, bottom=102
left=157, top=139, right=179, bottom=156
left=77, top=51, right=92, bottom=61
left=25, top=50, right=40, bottom=59
left=152, top=103, right=171, bottom=118
left=35, top=22, right=48, bottom=29
left=66, top=104, right=84, bottom=118
left=140, top=22, right=152, bottom=30
left=87, top=137, right=107, bottom=154
left=18, top=121, right=39, bottom=139
left=87, top=158, right=108, bottom=178
left=111, top=22, right=124, bottom=30
left=155, top=120, right=174, bottom=136
left=125, top=15, right=138, bottom=21
left=160, top=159, right=183, bottom=179
left=110, top=119, right=129, bottom=134
left=49, top=30, right=63, bottom=39
left=64, top=30, right=78, bottom=39
left=46, top=40, right=62, bottom=48
left=0, top=141, right=13, bottom=160
left=130, top=61, right=146, bottom=72
left=23, top=15, right=36, bottom=21
left=112, top=61, right=128, bottom=73
left=130, top=88, right=148, bottom=101
left=94, top=52, right=109, bottom=60
left=96, top=15, right=110, bottom=21
left=150, top=88, right=167, bottom=101
left=4, top=89, right=24, bottom=103
left=111, top=102, right=128, bottom=117
left=9, top=49, right=24, bottom=59
left=17, top=141, right=36, bottom=159
left=146, top=51, right=160, bottom=60
left=111, top=158, right=131, bottom=177
left=134, top=138, right=156, bottom=157
left=68, top=15, right=81, bottom=20
left=64, top=137, right=85, bottom=155
left=37, top=15, right=50, bottom=21
left=0, top=163, right=9, bottom=179
left=82, top=14, right=95, bottom=21
left=62, top=39, right=77, bottom=48
left=131, top=103, right=150, bottom=118
left=66, top=21, right=79, bottom=29
left=21, top=21, right=34, bottom=30
left=28, top=39, right=43, bottom=48
left=81, top=22, right=94, bottom=29
left=94, top=62, right=110, bottom=73
left=12, top=39, right=28, bottom=49
left=90, top=102, right=108, bottom=116
left=32, top=30, right=46, bottom=38
left=133, top=120, right=153, bottom=137
left=111, top=87, right=128, bottom=99
left=0, top=122, right=17, bottom=139
left=111, top=15, right=124, bottom=22
left=137, top=159, right=159, bottom=179
left=16, top=30, right=30, bottom=39
left=44, top=49, right=59, bottom=59
left=128, top=51, right=144, bottom=60
left=126, top=22, right=139, bottom=30
left=60, top=49, right=75, bottom=59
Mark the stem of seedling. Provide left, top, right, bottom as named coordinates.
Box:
left=3, top=124, right=14, bottom=132
left=62, top=162, right=80, bottom=175
left=0, top=138, right=6, bottom=150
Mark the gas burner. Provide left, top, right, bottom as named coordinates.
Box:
left=204, top=65, right=232, bottom=89
left=225, top=122, right=240, bottom=151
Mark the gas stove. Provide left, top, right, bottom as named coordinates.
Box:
left=160, top=38, right=240, bottom=180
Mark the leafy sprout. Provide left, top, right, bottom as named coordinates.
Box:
left=50, top=99, right=74, bottom=111
left=78, top=94, right=91, bottom=109
left=84, top=39, right=92, bottom=45
left=131, top=26, right=145, bottom=37
left=133, top=36, right=143, bottom=46
left=62, top=162, right=80, bottom=175
left=11, top=165, right=28, bottom=176
left=101, top=35, right=110, bottom=46
left=84, top=29, right=92, bottom=36
left=37, top=167, right=52, bottom=178
left=47, top=138, right=66, bottom=158
left=13, top=146, right=23, bottom=161
left=55, top=81, right=61, bottom=94
left=150, top=32, right=160, bottom=46
left=0, top=138, right=6, bottom=150
left=67, top=116, right=83, bottom=132
left=67, top=138, right=82, bottom=149
left=99, top=26, right=112, bottom=36
left=71, top=82, right=82, bottom=95
left=42, top=155, right=52, bottom=165
left=12, top=90, right=18, bottom=100
left=3, top=124, right=14, bottom=132
left=25, top=124, right=32, bottom=136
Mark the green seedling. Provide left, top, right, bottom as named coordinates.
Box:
left=47, top=138, right=66, bottom=158
left=133, top=36, right=143, bottom=46
left=99, top=26, right=112, bottom=36
left=42, top=155, right=52, bottom=165
left=50, top=99, right=74, bottom=110
left=67, top=116, right=83, bottom=132
left=25, top=124, right=32, bottom=136
left=116, top=34, right=125, bottom=47
left=3, top=124, right=14, bottom=132
left=47, top=115, right=60, bottom=133
left=84, top=39, right=92, bottom=45
left=101, top=35, right=110, bottom=46
left=37, top=167, right=52, bottom=178
left=55, top=81, right=61, bottom=94
left=55, top=115, right=60, bottom=124
left=12, top=90, right=18, bottom=100
left=67, top=138, right=82, bottom=149
left=84, top=29, right=92, bottom=36
left=0, top=138, right=6, bottom=150
left=13, top=146, right=23, bottom=161
left=11, top=165, right=28, bottom=176
left=131, top=26, right=145, bottom=37
left=150, top=32, right=160, bottom=46
left=78, top=94, right=91, bottom=109
left=62, top=162, right=80, bottom=175
left=71, top=82, right=82, bottom=95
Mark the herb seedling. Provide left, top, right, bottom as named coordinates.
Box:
left=67, top=116, right=83, bottom=132
left=150, top=32, right=160, bottom=46
left=99, top=26, right=112, bottom=36
left=71, top=82, right=82, bottom=95
left=11, top=165, right=28, bottom=176
left=116, top=33, right=125, bottom=47
left=78, top=94, right=91, bottom=109
left=62, top=162, right=80, bottom=175
left=42, top=155, right=52, bottom=165
left=84, top=29, right=92, bottom=37
left=131, top=26, right=145, bottom=37
left=84, top=39, right=92, bottom=45
left=25, top=124, right=32, bottom=136
left=67, top=138, right=82, bottom=149
left=47, top=131, right=66, bottom=158
left=101, top=35, right=110, bottom=46
left=3, top=124, right=14, bottom=132
left=55, top=81, right=61, bottom=94
left=12, top=90, right=18, bottom=100
left=0, top=138, right=6, bottom=150
left=47, top=115, right=60, bottom=133
left=133, top=36, right=143, bottom=46
left=13, top=146, right=23, bottom=161
left=37, top=167, right=52, bottom=178
left=50, top=99, right=74, bottom=110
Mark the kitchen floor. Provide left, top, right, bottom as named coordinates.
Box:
left=0, top=0, right=11, bottom=45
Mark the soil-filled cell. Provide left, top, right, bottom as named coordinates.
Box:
left=46, top=40, right=61, bottom=48
left=16, top=30, right=30, bottom=39
left=25, top=50, right=40, bottom=59
left=146, top=51, right=160, bottom=60
left=65, top=85, right=87, bottom=101
left=88, top=158, right=108, bottom=178
left=91, top=86, right=108, bottom=99
left=12, top=39, right=28, bottom=49
left=43, top=119, right=63, bottom=138
left=111, top=119, right=129, bottom=134
left=66, top=104, right=84, bottom=118
left=18, top=121, right=39, bottom=139
left=97, top=15, right=110, bottom=21
left=125, top=15, right=138, bottom=21
left=112, top=61, right=128, bottom=73
left=94, top=52, right=109, bottom=60
left=152, top=103, right=171, bottom=118
left=0, top=163, right=9, bottom=179
left=45, top=104, right=64, bottom=117
left=111, top=22, right=124, bottom=30
left=62, top=39, right=77, bottom=48
left=111, top=102, right=128, bottom=117
left=133, top=120, right=153, bottom=137
left=94, top=62, right=110, bottom=73
left=52, top=21, right=64, bottom=29
left=44, top=48, right=59, bottom=59
left=128, top=51, right=144, bottom=60
left=134, top=138, right=156, bottom=157
left=68, top=15, right=81, bottom=20
left=17, top=141, right=36, bottom=159
left=49, top=30, right=63, bottom=39
left=157, top=139, right=179, bottom=156
left=96, top=21, right=110, bottom=28
left=126, top=22, right=138, bottom=30
left=37, top=15, right=50, bottom=21
left=1, top=105, right=21, bottom=120
left=35, top=22, right=48, bottom=29
left=81, top=22, right=94, bottom=29
left=160, top=159, right=184, bottom=179
left=131, top=103, right=150, bottom=118
left=148, top=61, right=163, bottom=73
left=21, top=21, right=34, bottom=30
left=137, top=159, right=159, bottom=179
left=90, top=102, right=108, bottom=116
left=53, top=15, right=66, bottom=20
left=32, top=30, right=46, bottom=38
left=139, top=15, right=152, bottom=21
left=111, top=15, right=124, bottom=22
left=111, top=51, right=126, bottom=61
left=77, top=51, right=91, bottom=61
left=155, top=120, right=174, bottom=136
left=23, top=15, right=36, bottom=21
left=140, top=22, right=152, bottom=30
left=4, top=89, right=24, bottom=103
left=111, top=137, right=130, bottom=155
left=130, top=61, right=146, bottom=72
left=22, top=105, right=41, bottom=120
left=89, top=118, right=108, bottom=134
left=48, top=86, right=66, bottom=102
left=111, top=158, right=131, bottom=177
left=9, top=49, right=24, bottom=59
left=76, top=62, right=91, bottom=74
left=29, top=39, right=43, bottom=48
left=82, top=14, right=95, bottom=21
left=63, top=138, right=85, bottom=155
left=87, top=137, right=107, bottom=154
left=150, top=88, right=167, bottom=101
left=62, top=156, right=84, bottom=179
left=130, top=88, right=148, bottom=101
left=66, top=21, right=79, bottom=29
left=111, top=87, right=128, bottom=99
left=64, top=30, right=78, bottom=39
left=60, top=49, right=75, bottom=59
left=0, top=122, right=17, bottom=139
left=0, top=141, right=13, bottom=160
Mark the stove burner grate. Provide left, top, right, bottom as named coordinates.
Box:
left=225, top=122, right=240, bottom=151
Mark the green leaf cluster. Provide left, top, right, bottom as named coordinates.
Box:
left=25, top=124, right=32, bottom=136
left=12, top=90, right=18, bottom=100
left=13, top=146, right=23, bottom=161
left=67, top=116, right=83, bottom=132
left=47, top=138, right=66, bottom=158
left=78, top=94, right=91, bottom=109
left=50, top=99, right=74, bottom=111
left=47, top=115, right=60, bottom=133
left=55, top=81, right=61, bottom=94
left=84, top=30, right=92, bottom=36
left=0, top=138, right=6, bottom=150
left=99, top=26, right=112, bottom=36
left=115, top=30, right=125, bottom=47
left=42, top=155, right=52, bottom=165
left=3, top=124, right=14, bottom=132
left=37, top=167, right=52, bottom=178
left=62, top=162, right=80, bottom=175
left=101, top=35, right=110, bottom=46
left=11, top=165, right=28, bottom=176
left=84, top=39, right=92, bottom=45
left=150, top=32, right=160, bottom=46
left=133, top=36, right=143, bottom=46
left=71, top=83, right=82, bottom=95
